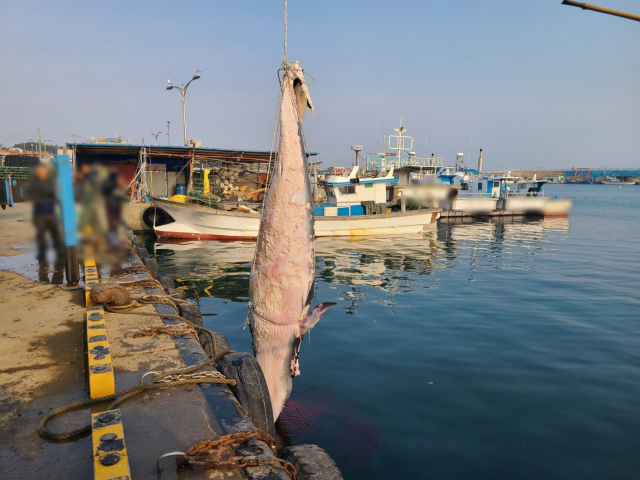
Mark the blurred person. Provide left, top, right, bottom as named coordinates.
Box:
left=101, top=170, right=128, bottom=247
left=76, top=162, right=104, bottom=238
left=27, top=164, right=63, bottom=261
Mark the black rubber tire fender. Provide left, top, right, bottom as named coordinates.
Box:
left=142, top=206, right=167, bottom=228
left=280, top=444, right=343, bottom=480
left=215, top=352, right=275, bottom=437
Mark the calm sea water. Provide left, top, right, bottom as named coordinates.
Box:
left=144, top=184, right=640, bottom=480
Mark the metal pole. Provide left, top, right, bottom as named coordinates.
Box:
left=38, top=128, right=42, bottom=159
left=561, top=0, right=640, bottom=22
left=54, top=154, right=80, bottom=286
left=188, top=147, right=195, bottom=192
left=167, top=121, right=171, bottom=146
left=182, top=87, right=187, bottom=145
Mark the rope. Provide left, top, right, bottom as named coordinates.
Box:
left=104, top=293, right=219, bottom=362
left=38, top=349, right=236, bottom=441
left=112, top=265, right=152, bottom=276
left=284, top=0, right=288, bottom=64
left=112, top=276, right=165, bottom=289
left=127, top=324, right=198, bottom=339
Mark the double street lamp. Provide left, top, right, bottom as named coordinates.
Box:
left=167, top=69, right=201, bottom=145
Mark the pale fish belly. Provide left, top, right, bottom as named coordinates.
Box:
left=248, top=308, right=300, bottom=418
left=249, top=75, right=314, bottom=326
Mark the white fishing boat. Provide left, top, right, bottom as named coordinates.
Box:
left=595, top=176, right=637, bottom=185
left=152, top=165, right=440, bottom=240
left=438, top=151, right=573, bottom=218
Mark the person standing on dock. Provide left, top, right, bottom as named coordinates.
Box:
left=27, top=164, right=63, bottom=263
left=101, top=170, right=128, bottom=247
left=76, top=163, right=104, bottom=240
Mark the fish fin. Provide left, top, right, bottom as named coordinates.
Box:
left=299, top=302, right=336, bottom=336
left=291, top=61, right=314, bottom=119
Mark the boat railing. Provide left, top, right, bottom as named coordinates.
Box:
left=458, top=192, right=492, bottom=197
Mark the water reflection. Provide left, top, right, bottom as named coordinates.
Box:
left=150, top=218, right=570, bottom=306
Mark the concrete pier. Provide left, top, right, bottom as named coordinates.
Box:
left=0, top=204, right=293, bottom=479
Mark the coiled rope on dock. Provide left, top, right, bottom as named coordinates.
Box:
left=37, top=348, right=236, bottom=441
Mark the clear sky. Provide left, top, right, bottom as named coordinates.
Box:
left=1, top=0, right=639, bottom=170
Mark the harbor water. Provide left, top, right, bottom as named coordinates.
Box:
left=144, top=184, right=640, bottom=480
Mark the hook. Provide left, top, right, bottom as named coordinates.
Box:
left=157, top=451, right=186, bottom=477
left=124, top=329, right=141, bottom=339
left=140, top=371, right=160, bottom=385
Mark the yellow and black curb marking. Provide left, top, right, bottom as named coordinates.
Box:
left=86, top=306, right=115, bottom=398
left=91, top=409, right=131, bottom=480
left=84, top=245, right=115, bottom=399
left=84, top=246, right=99, bottom=307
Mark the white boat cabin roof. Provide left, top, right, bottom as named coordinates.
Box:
left=323, top=166, right=395, bottom=206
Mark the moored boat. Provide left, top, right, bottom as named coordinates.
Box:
left=153, top=164, right=440, bottom=240
left=438, top=151, right=573, bottom=218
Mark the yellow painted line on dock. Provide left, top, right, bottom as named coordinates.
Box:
left=86, top=307, right=115, bottom=398
left=91, top=409, right=131, bottom=480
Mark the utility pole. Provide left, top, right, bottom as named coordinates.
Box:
left=167, top=121, right=171, bottom=146
left=37, top=128, right=42, bottom=158
left=151, top=132, right=161, bottom=145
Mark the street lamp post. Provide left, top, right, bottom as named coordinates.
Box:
left=166, top=69, right=201, bottom=145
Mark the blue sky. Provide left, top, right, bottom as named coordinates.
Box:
left=1, top=0, right=638, bottom=169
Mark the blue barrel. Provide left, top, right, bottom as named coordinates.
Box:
left=175, top=184, right=187, bottom=195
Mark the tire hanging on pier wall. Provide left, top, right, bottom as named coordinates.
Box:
left=142, top=206, right=172, bottom=228
left=280, top=444, right=344, bottom=480
left=215, top=352, right=275, bottom=437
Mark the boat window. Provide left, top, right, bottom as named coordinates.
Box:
left=326, top=186, right=335, bottom=197
left=478, top=182, right=483, bottom=190
left=517, top=183, right=526, bottom=189
left=461, top=183, right=468, bottom=191
left=494, top=181, right=500, bottom=188
left=338, top=185, right=356, bottom=195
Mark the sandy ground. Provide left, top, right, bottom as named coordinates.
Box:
left=0, top=204, right=91, bottom=477
left=0, top=203, right=34, bottom=256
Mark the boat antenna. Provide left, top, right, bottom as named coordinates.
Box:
left=468, top=129, right=474, bottom=169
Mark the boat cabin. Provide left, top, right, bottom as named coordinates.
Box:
left=440, top=172, right=546, bottom=199
left=315, top=166, right=395, bottom=217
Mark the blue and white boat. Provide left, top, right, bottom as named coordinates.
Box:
left=438, top=151, right=573, bottom=218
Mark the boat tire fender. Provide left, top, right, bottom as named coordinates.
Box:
left=215, top=352, right=275, bottom=437
left=142, top=207, right=168, bottom=228
left=279, top=444, right=343, bottom=480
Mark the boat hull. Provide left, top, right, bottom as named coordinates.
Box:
left=152, top=198, right=440, bottom=240
left=440, top=196, right=572, bottom=218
